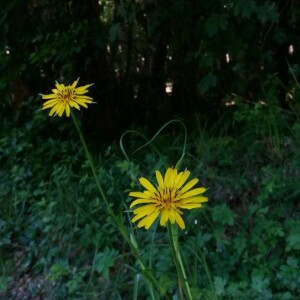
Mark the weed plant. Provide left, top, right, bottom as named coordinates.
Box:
left=0, top=94, right=299, bottom=299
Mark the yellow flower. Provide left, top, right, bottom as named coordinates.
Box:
left=40, top=79, right=94, bottom=117
left=129, top=167, right=208, bottom=230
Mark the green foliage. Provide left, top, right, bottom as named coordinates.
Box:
left=94, top=247, right=118, bottom=278
left=1, top=102, right=300, bottom=298
left=212, top=204, right=235, bottom=226
left=199, top=73, right=218, bottom=94
left=205, top=13, right=228, bottom=37
left=1, top=0, right=299, bottom=128
left=234, top=0, right=257, bottom=19
left=1, top=1, right=300, bottom=298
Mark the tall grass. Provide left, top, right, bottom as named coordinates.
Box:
left=1, top=93, right=300, bottom=299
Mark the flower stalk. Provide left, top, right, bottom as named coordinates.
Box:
left=71, top=112, right=115, bottom=221
left=168, top=223, right=193, bottom=300
left=71, top=112, right=166, bottom=298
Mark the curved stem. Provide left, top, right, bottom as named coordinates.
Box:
left=71, top=112, right=166, bottom=298
left=168, top=223, right=193, bottom=300
left=71, top=112, right=116, bottom=221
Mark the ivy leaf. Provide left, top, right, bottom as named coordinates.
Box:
left=286, top=231, right=300, bottom=251
left=212, top=204, right=235, bottom=225
left=234, top=0, right=257, bottom=18
left=219, top=13, right=229, bottom=30
left=205, top=13, right=228, bottom=37
left=205, top=14, right=219, bottom=37
left=198, top=73, right=218, bottom=94
left=95, top=247, right=118, bottom=278
left=66, top=271, right=86, bottom=293
left=251, top=273, right=270, bottom=293
left=200, top=52, right=214, bottom=68
left=0, top=276, right=10, bottom=293
left=109, top=23, right=121, bottom=43
left=234, top=236, right=247, bottom=256
left=256, top=2, right=279, bottom=23
left=214, top=276, right=227, bottom=295
left=287, top=256, right=298, bottom=268
left=49, top=261, right=70, bottom=282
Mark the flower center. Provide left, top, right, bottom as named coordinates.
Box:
left=59, top=87, right=74, bottom=103
left=157, top=187, right=177, bottom=209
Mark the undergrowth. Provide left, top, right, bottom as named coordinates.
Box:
left=0, top=100, right=299, bottom=299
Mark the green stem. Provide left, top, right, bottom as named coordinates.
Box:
left=71, top=112, right=115, bottom=221
left=168, top=223, right=193, bottom=300
left=71, top=112, right=165, bottom=298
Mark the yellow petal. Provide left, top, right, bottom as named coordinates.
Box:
left=174, top=170, right=190, bottom=189
left=130, top=198, right=156, bottom=208
left=170, top=187, right=177, bottom=199
left=180, top=187, right=206, bottom=199
left=137, top=210, right=160, bottom=229
left=132, top=204, right=155, bottom=215
left=160, top=209, right=169, bottom=226
left=41, top=93, right=57, bottom=99
left=174, top=212, right=185, bottom=229
left=139, top=177, right=157, bottom=193
left=75, top=99, right=88, bottom=108
left=55, top=82, right=65, bottom=91
left=76, top=89, right=89, bottom=95
left=155, top=170, right=164, bottom=188
left=132, top=213, right=146, bottom=223
left=57, top=102, right=65, bottom=116
left=65, top=104, right=71, bottom=117
left=69, top=100, right=80, bottom=110
left=49, top=104, right=59, bottom=116
left=180, top=196, right=208, bottom=204
left=42, top=101, right=58, bottom=110
left=76, top=98, right=93, bottom=104
left=168, top=168, right=178, bottom=186
left=169, top=210, right=175, bottom=223
left=132, top=205, right=155, bottom=223
left=173, top=172, right=183, bottom=186
left=178, top=203, right=201, bottom=209
left=180, top=178, right=199, bottom=194
left=129, top=191, right=150, bottom=199
left=43, top=98, right=59, bottom=106
left=75, top=95, right=93, bottom=100
left=76, top=84, right=93, bottom=94
left=71, top=79, right=79, bottom=89
left=164, top=168, right=173, bottom=186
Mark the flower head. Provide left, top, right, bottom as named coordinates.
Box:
left=129, top=167, right=208, bottom=230
left=40, top=78, right=94, bottom=117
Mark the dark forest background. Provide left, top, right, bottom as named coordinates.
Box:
left=1, top=1, right=300, bottom=299
left=1, top=0, right=299, bottom=138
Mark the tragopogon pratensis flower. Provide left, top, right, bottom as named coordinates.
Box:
left=40, top=78, right=94, bottom=117
left=129, top=167, right=208, bottom=230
